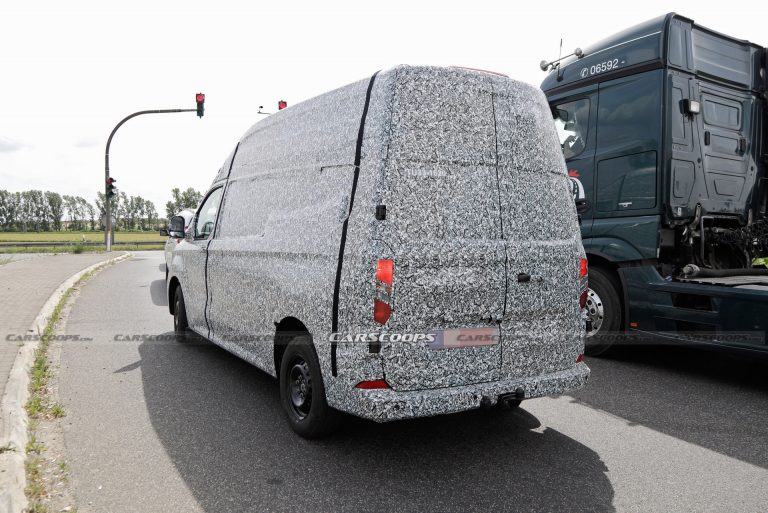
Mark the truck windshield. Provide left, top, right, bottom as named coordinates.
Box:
left=553, top=98, right=590, bottom=159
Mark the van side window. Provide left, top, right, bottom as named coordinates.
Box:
left=553, top=98, right=590, bottom=159
left=195, top=187, right=223, bottom=239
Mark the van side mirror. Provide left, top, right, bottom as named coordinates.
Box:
left=169, top=216, right=186, bottom=238
left=159, top=228, right=169, bottom=237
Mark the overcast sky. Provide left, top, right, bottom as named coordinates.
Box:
left=1, top=0, right=766, bottom=214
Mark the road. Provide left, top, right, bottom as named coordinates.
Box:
left=56, top=252, right=768, bottom=513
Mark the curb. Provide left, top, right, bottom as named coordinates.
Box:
left=0, top=252, right=131, bottom=513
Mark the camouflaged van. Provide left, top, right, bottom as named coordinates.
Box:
left=167, top=65, right=590, bottom=437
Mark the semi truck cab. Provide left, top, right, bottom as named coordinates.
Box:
left=541, top=13, right=768, bottom=354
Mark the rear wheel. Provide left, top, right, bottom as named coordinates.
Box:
left=279, top=337, right=338, bottom=438
left=585, top=266, right=622, bottom=356
left=173, top=286, right=189, bottom=341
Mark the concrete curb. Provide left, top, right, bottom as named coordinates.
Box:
left=0, top=252, right=131, bottom=513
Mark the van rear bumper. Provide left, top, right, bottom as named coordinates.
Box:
left=339, top=362, right=590, bottom=422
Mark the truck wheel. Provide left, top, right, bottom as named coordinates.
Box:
left=279, top=337, right=338, bottom=438
left=173, top=286, right=189, bottom=340
left=585, top=267, right=622, bottom=356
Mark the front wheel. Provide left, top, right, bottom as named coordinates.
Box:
left=173, top=286, right=189, bottom=340
left=279, top=337, right=338, bottom=438
left=584, top=266, right=622, bottom=356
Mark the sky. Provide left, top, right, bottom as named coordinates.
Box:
left=1, top=0, right=766, bottom=216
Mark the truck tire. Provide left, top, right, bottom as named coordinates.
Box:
left=279, top=337, right=339, bottom=438
left=585, top=266, right=622, bottom=356
left=173, top=286, right=189, bottom=341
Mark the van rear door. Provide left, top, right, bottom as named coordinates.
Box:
left=492, top=84, right=584, bottom=379
left=377, top=69, right=506, bottom=392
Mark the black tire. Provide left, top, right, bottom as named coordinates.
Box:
left=173, top=286, right=189, bottom=340
left=584, top=266, right=622, bottom=356
left=279, top=337, right=338, bottom=438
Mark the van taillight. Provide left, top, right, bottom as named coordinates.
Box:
left=376, top=259, right=393, bottom=285
left=373, top=299, right=391, bottom=325
left=355, top=379, right=390, bottom=389
left=579, top=258, right=588, bottom=309
left=374, top=259, right=393, bottom=325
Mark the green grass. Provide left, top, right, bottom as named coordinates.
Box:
left=50, top=403, right=65, bottom=418
left=26, top=433, right=43, bottom=454
left=0, top=243, right=162, bottom=254
left=25, top=396, right=44, bottom=417
left=0, top=231, right=166, bottom=242
left=0, top=256, right=12, bottom=266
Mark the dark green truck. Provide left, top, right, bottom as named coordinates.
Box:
left=540, top=13, right=768, bottom=354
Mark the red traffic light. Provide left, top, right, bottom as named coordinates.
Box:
left=196, top=92, right=205, bottom=118
left=278, top=100, right=287, bottom=110
left=106, top=177, right=117, bottom=198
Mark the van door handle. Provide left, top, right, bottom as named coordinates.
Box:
left=704, top=131, right=710, bottom=146
left=738, top=137, right=747, bottom=154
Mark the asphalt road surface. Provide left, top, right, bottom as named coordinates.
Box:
left=57, top=252, right=768, bottom=513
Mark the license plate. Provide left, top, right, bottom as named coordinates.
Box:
left=428, top=327, right=500, bottom=350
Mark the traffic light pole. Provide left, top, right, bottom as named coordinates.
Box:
left=104, top=108, right=196, bottom=251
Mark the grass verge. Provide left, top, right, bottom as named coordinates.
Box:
left=0, top=231, right=165, bottom=242
left=23, top=258, right=120, bottom=512
left=0, top=243, right=162, bottom=254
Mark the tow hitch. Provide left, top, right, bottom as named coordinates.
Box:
left=498, top=387, right=525, bottom=408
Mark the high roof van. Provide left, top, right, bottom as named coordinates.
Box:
left=167, top=65, right=590, bottom=437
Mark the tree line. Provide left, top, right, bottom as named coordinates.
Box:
left=0, top=189, right=159, bottom=232
left=0, top=187, right=204, bottom=232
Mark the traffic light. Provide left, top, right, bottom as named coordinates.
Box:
left=106, top=177, right=116, bottom=198
left=196, top=93, right=205, bottom=118
left=278, top=100, right=287, bottom=110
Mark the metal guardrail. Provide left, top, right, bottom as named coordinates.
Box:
left=0, top=241, right=165, bottom=248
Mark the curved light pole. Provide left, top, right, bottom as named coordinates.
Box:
left=104, top=102, right=202, bottom=251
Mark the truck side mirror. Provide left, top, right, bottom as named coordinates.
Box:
left=159, top=228, right=169, bottom=237
left=169, top=216, right=186, bottom=238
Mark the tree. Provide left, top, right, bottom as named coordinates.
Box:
left=46, top=191, right=64, bottom=231
left=24, top=190, right=46, bottom=231
left=0, top=190, right=10, bottom=230
left=85, top=200, right=96, bottom=231
left=95, top=191, right=118, bottom=230
left=75, top=196, right=91, bottom=231
left=19, top=191, right=35, bottom=231
left=165, top=187, right=202, bottom=220
left=144, top=200, right=157, bottom=230
left=117, top=191, right=128, bottom=231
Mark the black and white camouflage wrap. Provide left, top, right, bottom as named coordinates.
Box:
left=173, top=65, right=589, bottom=422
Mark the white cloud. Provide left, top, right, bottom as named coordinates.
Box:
left=0, top=136, right=25, bottom=153
left=74, top=137, right=100, bottom=148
